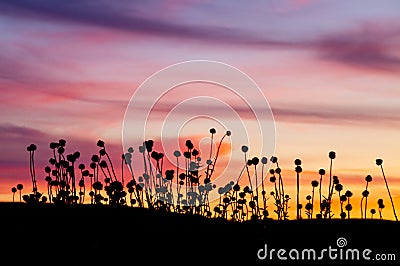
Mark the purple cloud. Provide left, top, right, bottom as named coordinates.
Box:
left=0, top=0, right=271, bottom=45
left=317, top=22, right=400, bottom=72
left=1, top=1, right=399, bottom=73
left=121, top=99, right=400, bottom=127
left=0, top=123, right=123, bottom=167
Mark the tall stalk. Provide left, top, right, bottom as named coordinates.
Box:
left=376, top=159, right=398, bottom=221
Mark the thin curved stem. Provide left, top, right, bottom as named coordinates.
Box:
left=380, top=165, right=398, bottom=221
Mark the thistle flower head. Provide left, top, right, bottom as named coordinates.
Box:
left=270, top=156, right=278, bottom=163
left=251, top=157, right=259, bottom=165
left=345, top=190, right=353, bottom=198
left=58, top=139, right=66, bottom=147
left=165, top=169, right=175, bottom=181
left=124, top=152, right=132, bottom=162
left=376, top=158, right=383, bottom=166
left=179, top=173, right=186, bottom=180
left=335, top=183, right=343, bottom=192
left=269, top=169, right=275, bottom=174
left=99, top=149, right=106, bottom=156
left=99, top=160, right=108, bottom=168
left=332, top=176, right=339, bottom=184
left=73, top=151, right=80, bottom=159
left=185, top=140, right=193, bottom=150
left=192, top=149, right=199, bottom=157
left=261, top=157, right=268, bottom=164
left=377, top=198, right=384, bottom=209
left=57, top=146, right=65, bottom=154
left=97, top=140, right=105, bottom=148
left=49, top=142, right=59, bottom=149
left=44, top=166, right=51, bottom=174
left=27, top=144, right=37, bottom=152
left=145, top=140, right=154, bottom=152
left=311, top=180, right=319, bottom=187
left=138, top=145, right=146, bottom=153
left=295, top=165, right=302, bottom=173
left=66, top=154, right=76, bottom=163
left=151, top=151, right=161, bottom=161
left=329, top=151, right=336, bottom=160
left=340, top=195, right=347, bottom=202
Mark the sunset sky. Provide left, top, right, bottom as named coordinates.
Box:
left=1, top=0, right=400, bottom=220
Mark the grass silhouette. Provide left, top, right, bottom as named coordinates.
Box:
left=10, top=128, right=398, bottom=224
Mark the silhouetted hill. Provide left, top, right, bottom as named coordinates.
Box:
left=1, top=202, right=398, bottom=266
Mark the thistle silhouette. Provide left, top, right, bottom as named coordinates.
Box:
left=376, top=159, right=398, bottom=221
left=318, top=168, right=325, bottom=216
left=370, top=208, right=376, bottom=219
left=361, top=175, right=372, bottom=219
left=294, top=158, right=302, bottom=220
left=27, top=143, right=38, bottom=195
left=377, top=198, right=385, bottom=220
left=17, top=184, right=23, bottom=202
left=9, top=129, right=400, bottom=223
left=326, top=151, right=336, bottom=219
left=11, top=187, right=17, bottom=202
left=310, top=180, right=319, bottom=219
left=344, top=190, right=353, bottom=219
left=334, top=183, right=344, bottom=218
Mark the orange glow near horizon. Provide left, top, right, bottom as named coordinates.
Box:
left=1, top=139, right=399, bottom=221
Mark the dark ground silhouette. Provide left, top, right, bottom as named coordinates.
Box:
left=1, top=202, right=398, bottom=266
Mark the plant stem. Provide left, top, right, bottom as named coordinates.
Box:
left=296, top=172, right=300, bottom=220
left=319, top=174, right=323, bottom=216
left=380, top=165, right=398, bottom=221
